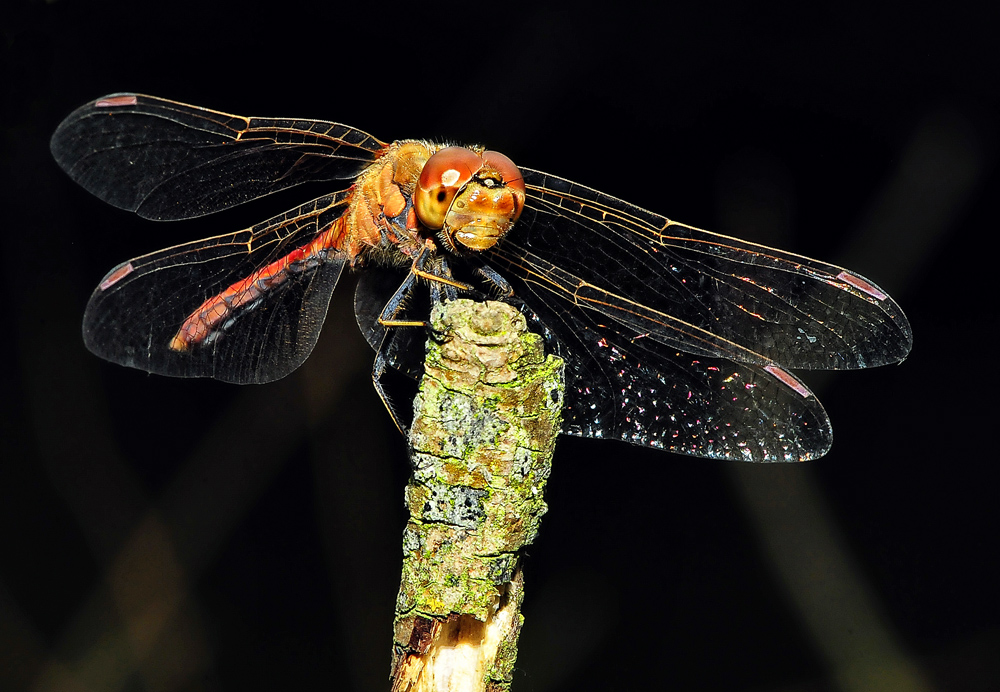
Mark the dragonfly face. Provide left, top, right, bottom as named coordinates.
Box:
left=51, top=93, right=912, bottom=462
left=414, top=145, right=526, bottom=251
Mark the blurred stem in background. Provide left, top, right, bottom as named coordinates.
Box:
left=729, top=108, right=983, bottom=692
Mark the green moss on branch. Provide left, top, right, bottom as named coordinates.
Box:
left=391, top=299, right=564, bottom=692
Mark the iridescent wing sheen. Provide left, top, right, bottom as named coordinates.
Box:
left=504, top=168, right=911, bottom=371
left=51, top=93, right=385, bottom=220
left=356, top=263, right=835, bottom=461
left=83, top=193, right=350, bottom=384
left=466, top=168, right=912, bottom=461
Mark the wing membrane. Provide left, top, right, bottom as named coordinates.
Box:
left=508, top=168, right=912, bottom=371
left=83, top=192, right=351, bottom=383
left=473, top=167, right=912, bottom=460
left=527, top=295, right=833, bottom=461
left=354, top=265, right=832, bottom=461
left=51, top=93, right=385, bottom=220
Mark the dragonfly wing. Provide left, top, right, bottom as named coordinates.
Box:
left=354, top=268, right=426, bottom=379
left=478, top=166, right=914, bottom=460
left=51, top=93, right=385, bottom=220
left=353, top=266, right=829, bottom=461
left=83, top=193, right=350, bottom=383
left=528, top=295, right=832, bottom=461
left=458, top=277, right=831, bottom=461
left=511, top=168, right=912, bottom=371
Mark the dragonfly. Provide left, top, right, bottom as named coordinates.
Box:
left=51, top=94, right=912, bottom=463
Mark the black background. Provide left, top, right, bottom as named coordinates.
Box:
left=2, top=2, right=997, bottom=691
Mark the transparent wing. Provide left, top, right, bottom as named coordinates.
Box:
left=51, top=93, right=385, bottom=220
left=353, top=264, right=832, bottom=462
left=496, top=168, right=912, bottom=371
left=467, top=167, right=913, bottom=460
left=83, top=193, right=351, bottom=383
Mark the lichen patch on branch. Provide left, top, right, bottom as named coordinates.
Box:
left=391, top=299, right=564, bottom=692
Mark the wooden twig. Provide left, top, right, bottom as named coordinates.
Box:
left=390, top=299, right=564, bottom=692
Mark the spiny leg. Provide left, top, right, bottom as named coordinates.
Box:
left=372, top=247, right=477, bottom=432
left=371, top=270, right=422, bottom=433
left=471, top=261, right=515, bottom=297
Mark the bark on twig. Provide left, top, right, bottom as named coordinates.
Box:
left=390, top=299, right=564, bottom=692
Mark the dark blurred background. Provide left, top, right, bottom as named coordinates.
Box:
left=2, top=1, right=996, bottom=690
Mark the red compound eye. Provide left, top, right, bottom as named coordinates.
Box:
left=414, top=147, right=484, bottom=229
left=482, top=150, right=525, bottom=222
left=482, top=151, right=525, bottom=194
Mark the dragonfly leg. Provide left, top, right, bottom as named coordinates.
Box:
left=371, top=249, right=471, bottom=432
left=371, top=337, right=411, bottom=435
left=379, top=248, right=466, bottom=327
left=409, top=241, right=471, bottom=293
left=370, top=270, right=425, bottom=433
left=472, top=262, right=515, bottom=297
left=378, top=266, right=426, bottom=328
left=428, top=255, right=463, bottom=304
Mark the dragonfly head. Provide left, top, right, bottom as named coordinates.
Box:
left=414, top=146, right=525, bottom=252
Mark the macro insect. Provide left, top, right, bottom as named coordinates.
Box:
left=51, top=93, right=912, bottom=462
